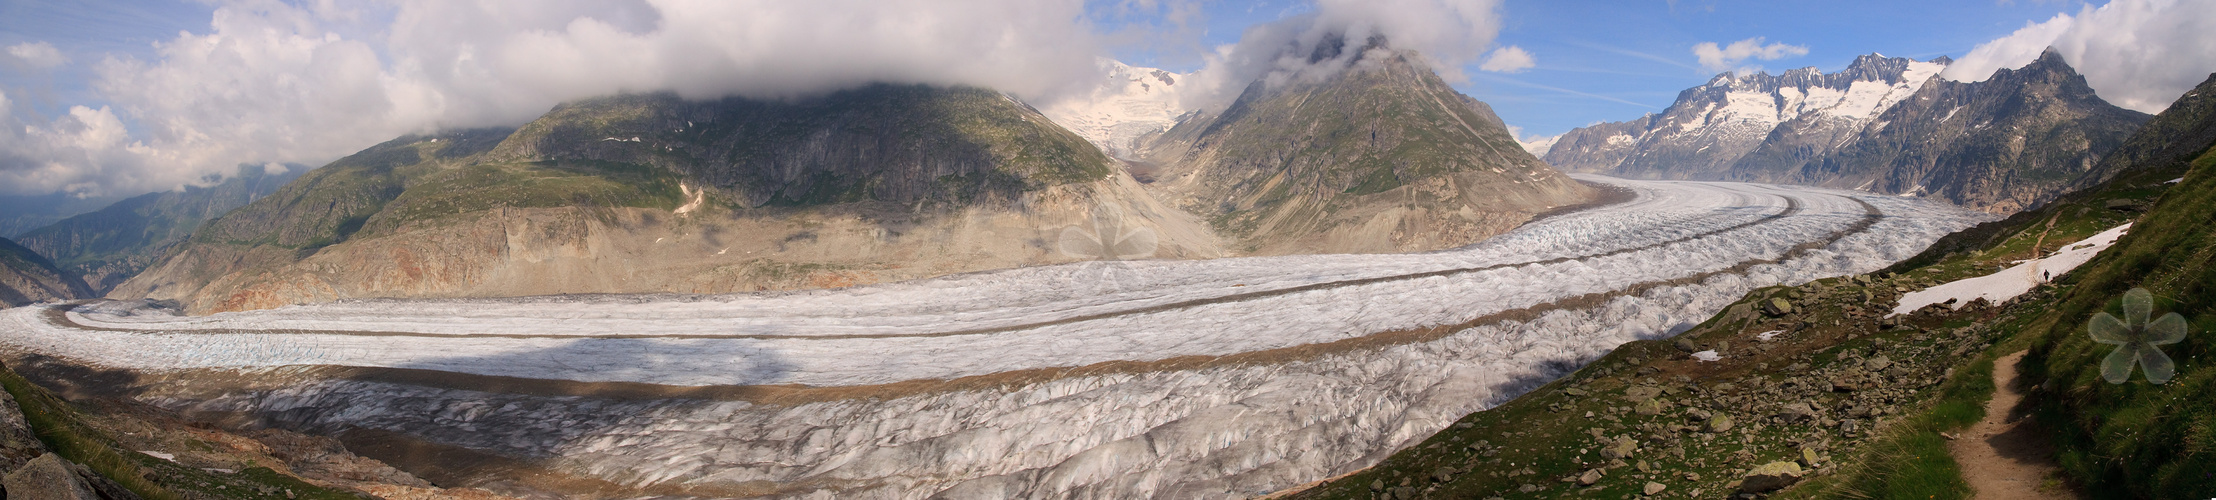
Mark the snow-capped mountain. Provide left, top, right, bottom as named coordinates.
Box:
left=1038, top=60, right=1190, bottom=159
left=1546, top=52, right=2151, bottom=213
left=1548, top=54, right=1948, bottom=178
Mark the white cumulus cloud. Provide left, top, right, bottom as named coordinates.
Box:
left=1175, top=0, right=1507, bottom=111
left=1479, top=45, right=1535, bottom=73
left=1942, top=0, right=2216, bottom=113
left=3, top=42, right=68, bottom=69
left=1505, top=124, right=1559, bottom=157
left=1691, top=37, right=1808, bottom=74
left=2, top=0, right=1110, bottom=197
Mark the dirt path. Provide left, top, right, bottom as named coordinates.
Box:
left=1949, top=351, right=2074, bottom=499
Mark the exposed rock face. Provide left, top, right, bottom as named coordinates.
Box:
left=1142, top=41, right=1592, bottom=255
left=1546, top=51, right=2149, bottom=213
left=0, top=237, right=92, bottom=307
left=2079, top=72, right=2216, bottom=184
left=3, top=454, right=100, bottom=500
left=14, top=165, right=301, bottom=293
left=115, top=87, right=1223, bottom=314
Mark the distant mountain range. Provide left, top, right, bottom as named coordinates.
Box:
left=1546, top=50, right=2149, bottom=213
left=13, top=164, right=301, bottom=293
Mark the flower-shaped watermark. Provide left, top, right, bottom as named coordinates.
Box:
left=1058, top=204, right=1157, bottom=293
left=2089, top=288, right=2188, bottom=384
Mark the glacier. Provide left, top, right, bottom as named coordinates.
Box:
left=0, top=175, right=1992, bottom=498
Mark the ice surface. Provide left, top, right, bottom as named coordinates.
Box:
left=0, top=175, right=1992, bottom=499
left=1891, top=222, right=2130, bottom=316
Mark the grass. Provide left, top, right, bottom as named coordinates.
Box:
left=2016, top=146, right=2216, bottom=498
left=1797, top=352, right=1995, bottom=499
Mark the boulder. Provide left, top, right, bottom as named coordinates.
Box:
left=1622, top=386, right=1663, bottom=403
left=0, top=390, right=45, bottom=471
left=1707, top=414, right=1735, bottom=433
left=4, top=454, right=100, bottom=500
left=1634, top=398, right=1666, bottom=416
left=1600, top=436, right=1638, bottom=460
left=1739, top=461, right=1804, bottom=493
left=1643, top=481, right=1666, bottom=495
left=1777, top=401, right=1820, bottom=423
left=1762, top=298, right=1794, bottom=316
left=1577, top=468, right=1603, bottom=486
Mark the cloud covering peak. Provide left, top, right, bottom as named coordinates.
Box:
left=2, top=0, right=1109, bottom=197
left=1942, top=0, right=2216, bottom=113
left=1172, top=0, right=1507, bottom=111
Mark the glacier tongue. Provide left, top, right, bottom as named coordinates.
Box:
left=0, top=176, right=1992, bottom=499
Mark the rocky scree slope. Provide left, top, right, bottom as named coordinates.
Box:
left=1142, top=39, right=1592, bottom=255
left=1546, top=51, right=2148, bottom=213
left=14, top=164, right=301, bottom=294
left=114, top=85, right=1222, bottom=314
left=0, top=237, right=92, bottom=307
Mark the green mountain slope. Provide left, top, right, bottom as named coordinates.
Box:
left=2014, top=74, right=2216, bottom=497
left=13, top=165, right=302, bottom=293
left=115, top=85, right=1218, bottom=314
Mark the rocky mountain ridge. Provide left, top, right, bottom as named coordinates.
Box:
left=1547, top=54, right=1949, bottom=178
left=1546, top=50, right=2149, bottom=213
left=1140, top=40, right=1592, bottom=255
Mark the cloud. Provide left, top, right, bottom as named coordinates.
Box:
left=2, top=0, right=1111, bottom=197
left=3, top=42, right=68, bottom=70
left=1942, top=0, right=2216, bottom=113
left=0, top=90, right=155, bottom=197
left=1175, top=0, right=1507, bottom=111
left=1479, top=46, right=1535, bottom=73
left=1505, top=124, right=1559, bottom=156
left=1691, top=37, right=1808, bottom=74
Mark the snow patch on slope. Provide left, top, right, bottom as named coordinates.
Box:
left=1891, top=222, right=2130, bottom=316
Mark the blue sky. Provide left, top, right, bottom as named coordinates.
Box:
left=1100, top=0, right=2114, bottom=137
left=1, top=0, right=2207, bottom=202
left=3, top=0, right=2099, bottom=137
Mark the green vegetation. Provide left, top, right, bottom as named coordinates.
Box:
left=510, top=85, right=1111, bottom=208
left=2021, top=146, right=2216, bottom=498
left=1794, top=351, right=1993, bottom=499
left=362, top=160, right=686, bottom=236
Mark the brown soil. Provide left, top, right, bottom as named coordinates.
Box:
left=1948, top=350, right=2075, bottom=499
